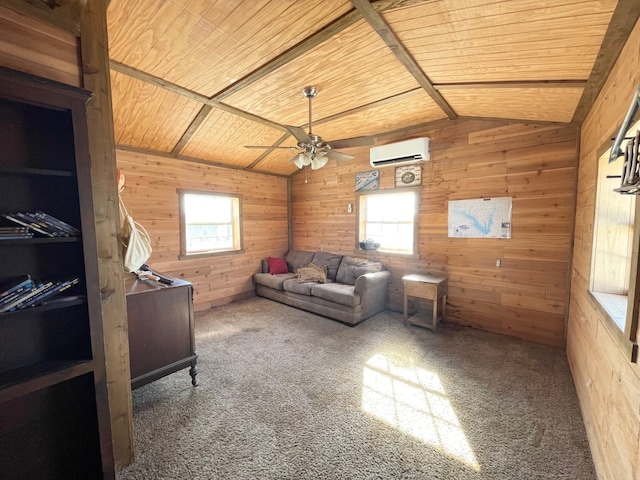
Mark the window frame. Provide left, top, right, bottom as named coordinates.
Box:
left=355, top=187, right=420, bottom=258
left=178, top=189, right=244, bottom=260
left=589, top=117, right=640, bottom=363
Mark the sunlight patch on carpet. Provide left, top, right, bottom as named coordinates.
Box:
left=361, top=353, right=479, bottom=471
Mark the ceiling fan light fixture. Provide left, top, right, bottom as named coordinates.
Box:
left=249, top=86, right=357, bottom=172
left=310, top=154, right=328, bottom=170
left=293, top=152, right=311, bottom=169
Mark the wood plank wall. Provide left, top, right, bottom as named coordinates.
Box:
left=291, top=118, right=578, bottom=348
left=0, top=5, right=81, bottom=87
left=567, top=17, right=640, bottom=480
left=116, top=149, right=289, bottom=311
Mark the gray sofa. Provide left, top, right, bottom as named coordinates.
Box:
left=253, top=249, right=391, bottom=325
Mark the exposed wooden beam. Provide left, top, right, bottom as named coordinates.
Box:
left=109, top=60, right=288, bottom=133
left=374, top=117, right=458, bottom=143
left=435, top=80, right=587, bottom=90
left=314, top=88, right=423, bottom=125
left=110, top=60, right=209, bottom=103
left=250, top=89, right=428, bottom=168
left=350, top=0, right=457, bottom=119
left=211, top=0, right=432, bottom=102
left=372, top=0, right=435, bottom=10
left=254, top=90, right=430, bottom=169
left=213, top=9, right=362, bottom=102
left=212, top=101, right=287, bottom=134
left=246, top=133, right=292, bottom=170
left=571, top=0, right=640, bottom=124
left=170, top=104, right=213, bottom=156
left=458, top=115, right=576, bottom=128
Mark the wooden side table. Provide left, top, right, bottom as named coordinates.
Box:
left=403, top=273, right=448, bottom=332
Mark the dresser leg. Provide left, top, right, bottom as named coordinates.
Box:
left=189, top=361, right=198, bottom=386
left=432, top=298, right=438, bottom=332
left=403, top=293, right=408, bottom=325
left=442, top=294, right=447, bottom=323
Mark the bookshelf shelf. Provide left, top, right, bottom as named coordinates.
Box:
left=0, top=236, right=80, bottom=245
left=0, top=67, right=114, bottom=478
left=0, top=359, right=93, bottom=404
left=0, top=166, right=75, bottom=177
left=0, top=295, right=86, bottom=319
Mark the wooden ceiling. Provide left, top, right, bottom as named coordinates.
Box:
left=106, top=0, right=637, bottom=176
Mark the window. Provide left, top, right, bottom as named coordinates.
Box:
left=590, top=118, right=640, bottom=359
left=179, top=190, right=242, bottom=258
left=357, top=188, right=419, bottom=255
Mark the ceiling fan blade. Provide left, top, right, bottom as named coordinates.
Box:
left=329, top=135, right=376, bottom=149
left=326, top=150, right=354, bottom=161
left=244, top=145, right=299, bottom=150
left=285, top=125, right=311, bottom=144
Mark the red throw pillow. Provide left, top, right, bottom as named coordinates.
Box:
left=268, top=257, right=288, bottom=275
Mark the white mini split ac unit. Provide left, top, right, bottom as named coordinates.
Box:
left=369, top=137, right=430, bottom=168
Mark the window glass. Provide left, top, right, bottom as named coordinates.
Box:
left=358, top=189, right=418, bottom=254
left=179, top=191, right=242, bottom=257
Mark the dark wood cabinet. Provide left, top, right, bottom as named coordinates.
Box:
left=125, top=276, right=197, bottom=390
left=0, top=67, right=114, bottom=478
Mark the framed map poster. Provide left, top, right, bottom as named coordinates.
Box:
left=448, top=197, right=512, bottom=238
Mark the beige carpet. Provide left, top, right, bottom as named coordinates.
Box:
left=117, top=298, right=595, bottom=480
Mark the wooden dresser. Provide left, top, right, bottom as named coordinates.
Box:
left=124, top=275, right=198, bottom=389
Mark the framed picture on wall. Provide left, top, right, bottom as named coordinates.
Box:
left=395, top=165, right=421, bottom=187
left=355, top=170, right=380, bottom=191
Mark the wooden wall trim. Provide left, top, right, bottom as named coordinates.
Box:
left=80, top=0, right=133, bottom=469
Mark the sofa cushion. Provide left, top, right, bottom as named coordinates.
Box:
left=297, top=263, right=327, bottom=283
left=253, top=272, right=296, bottom=290
left=311, top=283, right=361, bottom=307
left=335, top=256, right=383, bottom=285
left=283, top=278, right=314, bottom=295
left=285, top=250, right=315, bottom=273
left=268, top=256, right=288, bottom=274
left=311, top=251, right=343, bottom=281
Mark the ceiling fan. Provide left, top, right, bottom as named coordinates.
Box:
left=245, top=86, right=375, bottom=170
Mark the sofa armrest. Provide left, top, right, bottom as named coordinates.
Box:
left=354, top=270, right=391, bottom=319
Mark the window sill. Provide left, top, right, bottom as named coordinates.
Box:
left=353, top=249, right=419, bottom=260
left=588, top=290, right=638, bottom=363
left=590, top=291, right=627, bottom=331
left=179, top=249, right=244, bottom=260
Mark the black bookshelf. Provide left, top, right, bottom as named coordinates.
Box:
left=0, top=67, right=114, bottom=478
